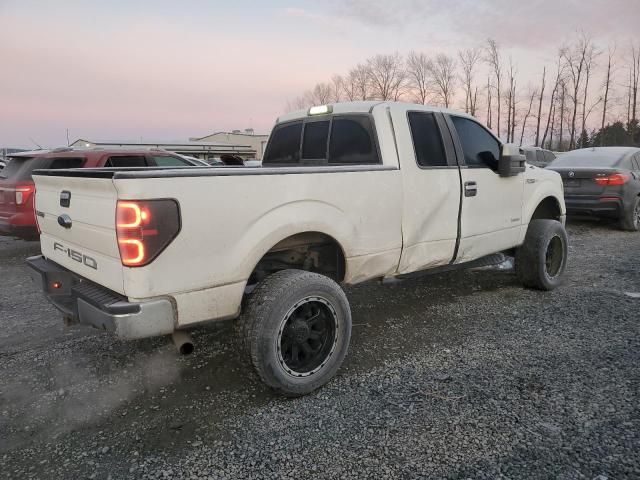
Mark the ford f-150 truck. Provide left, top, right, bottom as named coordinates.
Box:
left=27, top=101, right=568, bottom=396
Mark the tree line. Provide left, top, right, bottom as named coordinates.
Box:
left=286, top=34, right=640, bottom=151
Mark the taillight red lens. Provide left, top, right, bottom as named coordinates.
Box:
left=594, top=173, right=630, bottom=186
left=116, top=199, right=180, bottom=267
left=15, top=183, right=35, bottom=206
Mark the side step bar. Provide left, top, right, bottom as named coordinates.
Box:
left=395, top=253, right=508, bottom=281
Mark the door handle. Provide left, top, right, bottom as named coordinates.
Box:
left=464, top=181, right=478, bottom=197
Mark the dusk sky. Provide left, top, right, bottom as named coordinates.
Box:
left=2, top=0, right=639, bottom=148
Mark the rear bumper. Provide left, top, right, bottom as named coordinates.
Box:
left=0, top=214, right=38, bottom=238
left=26, top=255, right=176, bottom=339
left=564, top=195, right=623, bottom=218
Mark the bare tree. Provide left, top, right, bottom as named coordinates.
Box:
left=535, top=67, right=546, bottom=146
left=548, top=100, right=556, bottom=150
left=406, top=51, right=432, bottom=104
left=562, top=33, right=591, bottom=150
left=345, top=63, right=371, bottom=100
left=505, top=57, right=517, bottom=141
left=520, top=87, right=538, bottom=145
left=429, top=53, right=457, bottom=108
left=459, top=48, right=482, bottom=113
left=310, top=82, right=333, bottom=105
left=600, top=45, right=615, bottom=142
left=542, top=55, right=563, bottom=148
left=558, top=79, right=567, bottom=151
left=486, top=38, right=503, bottom=137
left=580, top=42, right=600, bottom=147
left=486, top=76, right=493, bottom=129
left=511, top=80, right=517, bottom=142
left=630, top=42, right=640, bottom=142
left=471, top=86, right=479, bottom=117
left=632, top=42, right=640, bottom=122
left=329, top=75, right=344, bottom=103
left=627, top=66, right=633, bottom=126
left=366, top=53, right=406, bottom=101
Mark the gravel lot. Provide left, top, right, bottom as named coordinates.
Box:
left=1, top=219, right=639, bottom=479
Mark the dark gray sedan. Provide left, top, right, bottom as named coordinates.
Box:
left=548, top=147, right=640, bottom=231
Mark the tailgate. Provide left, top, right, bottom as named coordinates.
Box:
left=33, top=174, right=125, bottom=294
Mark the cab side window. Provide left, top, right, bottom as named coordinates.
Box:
left=408, top=112, right=448, bottom=167
left=48, top=158, right=85, bottom=169
left=104, top=156, right=148, bottom=167
left=151, top=155, right=191, bottom=167
left=451, top=116, right=500, bottom=168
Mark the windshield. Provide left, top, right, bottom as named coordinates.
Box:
left=0, top=157, right=35, bottom=180
left=550, top=150, right=622, bottom=168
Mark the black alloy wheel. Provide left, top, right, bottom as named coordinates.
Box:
left=277, top=297, right=338, bottom=377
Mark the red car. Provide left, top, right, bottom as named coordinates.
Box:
left=0, top=147, right=200, bottom=239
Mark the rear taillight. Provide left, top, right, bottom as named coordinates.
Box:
left=594, top=173, right=630, bottom=186
left=15, top=183, right=35, bottom=206
left=116, top=199, right=180, bottom=267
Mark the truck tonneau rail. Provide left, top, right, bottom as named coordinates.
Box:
left=31, top=164, right=398, bottom=179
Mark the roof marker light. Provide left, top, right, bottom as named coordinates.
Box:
left=308, top=105, right=333, bottom=116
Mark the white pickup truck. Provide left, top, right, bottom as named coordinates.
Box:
left=28, top=101, right=568, bottom=396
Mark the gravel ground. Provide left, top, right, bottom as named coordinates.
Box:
left=1, top=219, right=639, bottom=479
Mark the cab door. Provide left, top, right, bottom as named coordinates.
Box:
left=393, top=108, right=462, bottom=274
left=446, top=115, right=525, bottom=263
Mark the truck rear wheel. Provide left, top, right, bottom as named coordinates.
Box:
left=238, top=269, right=352, bottom=397
left=515, top=219, right=568, bottom=291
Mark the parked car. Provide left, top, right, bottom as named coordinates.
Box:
left=0, top=147, right=200, bottom=239
left=0, top=159, right=6, bottom=171
left=521, top=146, right=556, bottom=167
left=548, top=146, right=640, bottom=231
left=27, top=101, right=567, bottom=396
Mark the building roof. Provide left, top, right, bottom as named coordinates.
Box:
left=71, top=138, right=253, bottom=148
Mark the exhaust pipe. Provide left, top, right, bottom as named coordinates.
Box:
left=172, top=331, right=194, bottom=355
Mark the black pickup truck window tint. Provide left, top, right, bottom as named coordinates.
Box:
left=451, top=116, right=500, bottom=167
left=302, top=121, right=330, bottom=160
left=329, top=117, right=379, bottom=165
left=105, top=156, right=148, bottom=168
left=408, top=112, right=448, bottom=167
left=263, top=122, right=303, bottom=165
left=48, top=158, right=85, bottom=169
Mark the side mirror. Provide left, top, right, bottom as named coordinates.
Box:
left=498, top=143, right=526, bottom=177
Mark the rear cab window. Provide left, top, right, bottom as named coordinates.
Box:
left=263, top=115, right=379, bottom=166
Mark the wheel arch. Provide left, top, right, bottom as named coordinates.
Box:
left=529, top=196, right=563, bottom=222
left=247, top=231, right=348, bottom=287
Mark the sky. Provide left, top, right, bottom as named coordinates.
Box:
left=1, top=0, right=639, bottom=148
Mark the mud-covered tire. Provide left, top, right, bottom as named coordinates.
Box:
left=515, top=219, right=568, bottom=291
left=620, top=196, right=640, bottom=232
left=237, top=269, right=351, bottom=397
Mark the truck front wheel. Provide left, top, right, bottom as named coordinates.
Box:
left=515, top=219, right=568, bottom=291
left=238, top=269, right=352, bottom=397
